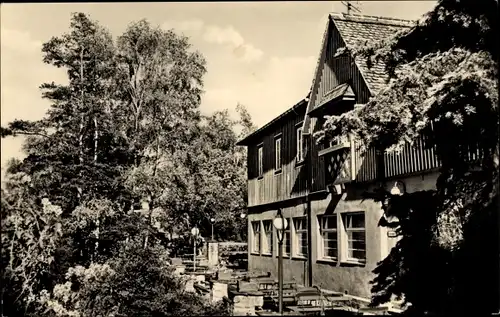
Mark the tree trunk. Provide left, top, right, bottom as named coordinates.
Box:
left=143, top=194, right=154, bottom=249
left=93, top=116, right=98, bottom=162
left=77, top=47, right=85, bottom=201
left=93, top=116, right=100, bottom=261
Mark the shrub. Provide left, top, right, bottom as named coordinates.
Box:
left=40, top=242, right=231, bottom=316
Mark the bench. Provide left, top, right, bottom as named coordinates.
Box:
left=357, top=306, right=390, bottom=315
left=256, top=278, right=277, bottom=293
left=288, top=306, right=324, bottom=316
left=270, top=292, right=297, bottom=308
left=268, top=283, right=298, bottom=298
left=193, top=281, right=210, bottom=295
left=256, top=310, right=303, bottom=316
left=244, top=272, right=272, bottom=281
left=285, top=286, right=326, bottom=315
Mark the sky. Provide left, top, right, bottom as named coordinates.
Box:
left=0, top=1, right=437, bottom=175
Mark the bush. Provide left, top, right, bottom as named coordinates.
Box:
left=40, top=242, right=231, bottom=316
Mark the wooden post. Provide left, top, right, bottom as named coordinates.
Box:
left=350, top=134, right=356, bottom=181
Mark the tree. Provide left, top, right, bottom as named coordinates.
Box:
left=316, top=0, right=498, bottom=315
left=1, top=13, right=127, bottom=213
left=2, top=12, right=253, bottom=316
left=115, top=19, right=207, bottom=247
left=1, top=172, right=64, bottom=315
left=127, top=106, right=256, bottom=242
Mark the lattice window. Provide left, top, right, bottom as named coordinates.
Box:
left=326, top=150, right=351, bottom=182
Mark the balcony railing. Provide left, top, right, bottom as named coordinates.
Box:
left=320, top=131, right=486, bottom=187
left=321, top=134, right=441, bottom=185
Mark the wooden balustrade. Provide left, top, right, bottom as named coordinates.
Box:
left=321, top=131, right=486, bottom=187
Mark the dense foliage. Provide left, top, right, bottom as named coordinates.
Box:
left=1, top=12, right=254, bottom=316
left=38, top=243, right=231, bottom=317
left=316, top=0, right=498, bottom=315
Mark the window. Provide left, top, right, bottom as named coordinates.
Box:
left=343, top=213, right=366, bottom=262
left=252, top=221, right=261, bottom=253
left=293, top=217, right=308, bottom=257
left=262, top=220, right=273, bottom=255
left=257, top=145, right=263, bottom=178
left=278, top=221, right=291, bottom=256
left=283, top=229, right=291, bottom=256
left=319, top=215, right=338, bottom=260
left=275, top=137, right=282, bottom=171
left=296, top=127, right=303, bottom=162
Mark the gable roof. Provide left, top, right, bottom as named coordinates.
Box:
left=303, top=13, right=415, bottom=134
left=331, top=13, right=415, bottom=94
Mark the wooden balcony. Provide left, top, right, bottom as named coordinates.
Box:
left=320, top=133, right=445, bottom=186
left=320, top=130, right=485, bottom=186
left=383, top=135, right=440, bottom=178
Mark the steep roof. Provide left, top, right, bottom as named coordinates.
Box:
left=330, top=13, right=415, bottom=94
left=237, top=13, right=416, bottom=145
left=302, top=13, right=415, bottom=135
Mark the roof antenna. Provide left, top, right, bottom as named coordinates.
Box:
left=341, top=1, right=361, bottom=15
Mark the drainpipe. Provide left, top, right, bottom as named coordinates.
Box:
left=306, top=133, right=313, bottom=287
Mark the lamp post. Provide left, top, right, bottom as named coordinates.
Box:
left=191, top=227, right=199, bottom=272
left=273, top=208, right=288, bottom=316
left=210, top=217, right=215, bottom=241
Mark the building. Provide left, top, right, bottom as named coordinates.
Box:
left=236, top=13, right=444, bottom=299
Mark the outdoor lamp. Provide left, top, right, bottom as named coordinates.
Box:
left=191, top=227, right=199, bottom=272
left=210, top=218, right=216, bottom=241
left=273, top=209, right=288, bottom=242
left=390, top=180, right=406, bottom=196
left=191, top=227, right=199, bottom=236
left=273, top=208, right=287, bottom=315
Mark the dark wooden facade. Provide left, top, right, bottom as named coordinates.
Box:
left=240, top=12, right=470, bottom=299
left=312, top=21, right=372, bottom=108
left=240, top=15, right=446, bottom=208
left=239, top=15, right=461, bottom=209
left=244, top=101, right=309, bottom=207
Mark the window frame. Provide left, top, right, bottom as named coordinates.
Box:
left=276, top=217, right=291, bottom=258
left=342, top=212, right=366, bottom=264
left=262, top=220, right=273, bottom=255
left=251, top=221, right=261, bottom=254
left=296, top=126, right=304, bottom=163
left=257, top=144, right=263, bottom=179
left=293, top=217, right=308, bottom=258
left=318, top=214, right=338, bottom=261
left=274, top=136, right=282, bottom=174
